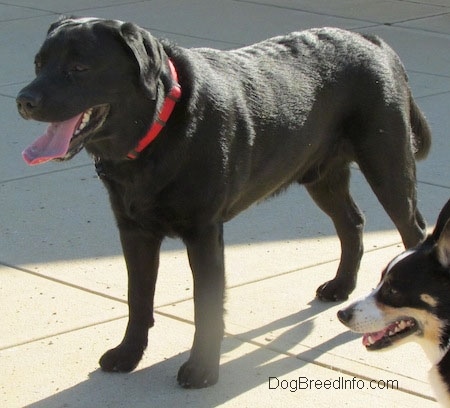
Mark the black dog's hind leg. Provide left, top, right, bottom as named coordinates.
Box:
left=355, top=120, right=426, bottom=249
left=305, top=164, right=365, bottom=301
left=99, top=228, right=162, bottom=372
left=178, top=223, right=225, bottom=388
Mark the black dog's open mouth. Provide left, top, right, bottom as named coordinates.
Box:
left=363, top=318, right=419, bottom=350
left=22, top=104, right=109, bottom=165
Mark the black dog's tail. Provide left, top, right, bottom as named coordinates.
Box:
left=410, top=95, right=432, bottom=160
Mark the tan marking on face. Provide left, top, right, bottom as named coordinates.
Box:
left=378, top=303, right=443, bottom=344
left=420, top=294, right=439, bottom=308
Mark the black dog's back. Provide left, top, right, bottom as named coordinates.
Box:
left=162, top=28, right=430, bottom=220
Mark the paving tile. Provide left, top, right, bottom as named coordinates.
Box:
left=2, top=155, right=448, bottom=305
left=235, top=0, right=448, bottom=24
left=0, top=3, right=50, bottom=21
left=409, top=72, right=450, bottom=98
left=0, top=15, right=59, bottom=85
left=0, top=166, right=119, bottom=266
left=83, top=0, right=371, bottom=47
left=1, top=264, right=127, bottom=350
left=1, top=163, right=447, bottom=307
left=416, top=92, right=450, bottom=188
left=1, top=315, right=437, bottom=407
left=397, top=12, right=450, bottom=35
left=415, top=0, right=450, bottom=7
left=358, top=25, right=450, bottom=77
left=157, top=247, right=435, bottom=399
left=0, top=1, right=448, bottom=406
left=2, top=0, right=139, bottom=14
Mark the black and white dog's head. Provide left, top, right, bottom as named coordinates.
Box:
left=338, top=199, right=450, bottom=364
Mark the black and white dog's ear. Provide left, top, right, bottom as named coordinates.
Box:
left=437, top=218, right=450, bottom=268
left=433, top=199, right=450, bottom=267
left=119, top=22, right=163, bottom=100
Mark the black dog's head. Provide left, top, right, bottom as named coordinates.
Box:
left=338, top=199, right=450, bottom=362
left=17, top=17, right=170, bottom=164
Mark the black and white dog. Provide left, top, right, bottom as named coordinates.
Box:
left=338, top=199, right=450, bottom=406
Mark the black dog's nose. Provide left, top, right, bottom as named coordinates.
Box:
left=337, top=308, right=353, bottom=324
left=16, top=90, right=42, bottom=119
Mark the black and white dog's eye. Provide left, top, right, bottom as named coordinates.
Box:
left=381, top=284, right=399, bottom=297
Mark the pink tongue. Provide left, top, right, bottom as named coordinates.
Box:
left=362, top=330, right=386, bottom=346
left=22, top=113, right=83, bottom=165
left=362, top=322, right=398, bottom=346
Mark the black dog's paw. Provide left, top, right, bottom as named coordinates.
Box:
left=177, top=360, right=219, bottom=389
left=316, top=279, right=352, bottom=302
left=99, top=345, right=144, bottom=373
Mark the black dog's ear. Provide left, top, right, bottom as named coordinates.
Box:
left=119, top=22, right=163, bottom=100
left=47, top=15, right=75, bottom=35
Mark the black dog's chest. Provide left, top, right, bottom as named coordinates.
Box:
left=102, top=172, right=190, bottom=236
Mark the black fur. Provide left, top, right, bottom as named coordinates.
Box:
left=438, top=352, right=450, bottom=397
left=17, top=18, right=431, bottom=388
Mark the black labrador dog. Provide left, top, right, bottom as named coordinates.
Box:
left=17, top=17, right=431, bottom=388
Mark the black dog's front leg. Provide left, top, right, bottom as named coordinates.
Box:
left=99, top=227, right=162, bottom=372
left=178, top=223, right=225, bottom=388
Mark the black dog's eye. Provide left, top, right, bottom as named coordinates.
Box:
left=65, top=64, right=90, bottom=80
left=69, top=64, right=89, bottom=73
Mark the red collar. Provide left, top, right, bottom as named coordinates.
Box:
left=127, top=59, right=181, bottom=159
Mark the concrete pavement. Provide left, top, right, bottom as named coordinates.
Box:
left=1, top=1, right=449, bottom=406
